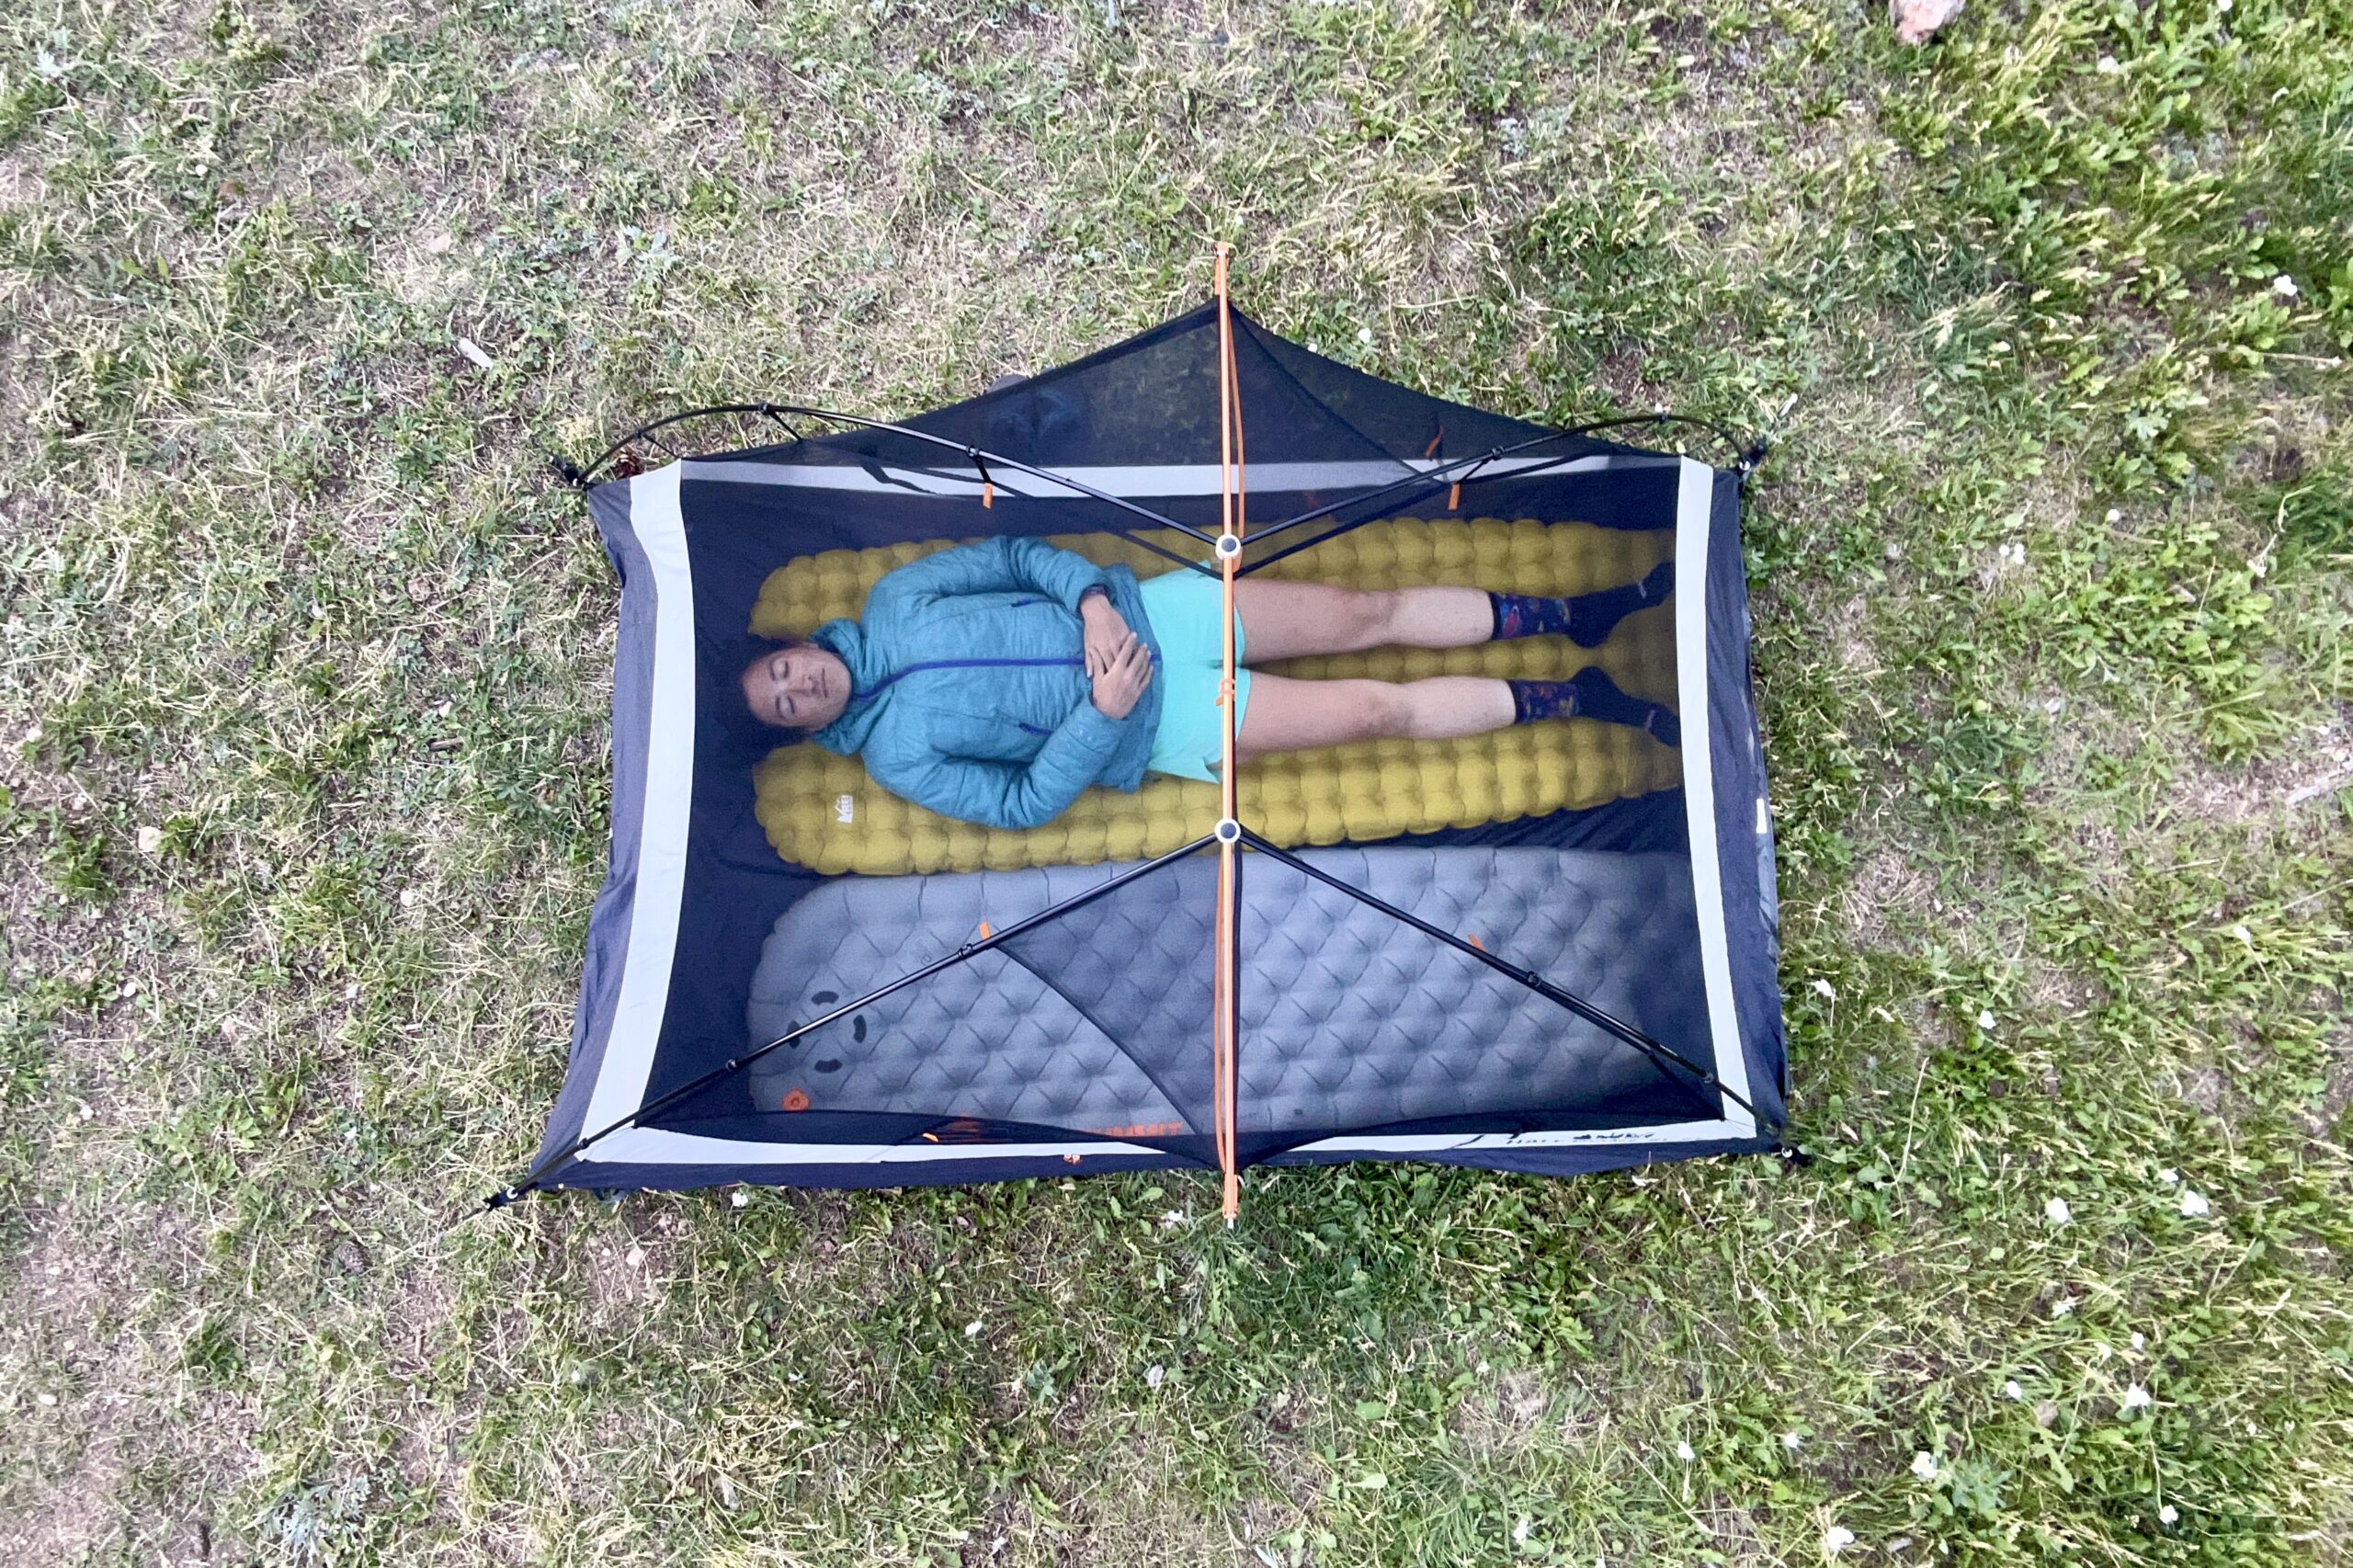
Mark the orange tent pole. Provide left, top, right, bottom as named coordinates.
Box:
left=1211, top=244, right=1245, bottom=1224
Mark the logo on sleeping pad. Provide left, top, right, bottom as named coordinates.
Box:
left=769, top=989, right=866, bottom=1112
left=835, top=793, right=856, bottom=824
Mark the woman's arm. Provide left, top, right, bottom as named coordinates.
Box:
left=868, top=535, right=1109, bottom=616
left=875, top=702, right=1129, bottom=832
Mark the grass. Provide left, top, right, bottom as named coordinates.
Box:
left=1, top=0, right=2349, bottom=1562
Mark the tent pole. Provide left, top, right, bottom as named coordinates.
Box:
left=566, top=402, right=1222, bottom=549
left=1237, top=829, right=1756, bottom=1126
left=1238, top=412, right=1750, bottom=559
left=1212, top=244, right=1248, bottom=1225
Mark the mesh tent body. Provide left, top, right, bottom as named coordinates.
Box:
left=528, top=303, right=1788, bottom=1197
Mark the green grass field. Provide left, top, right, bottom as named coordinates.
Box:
left=2, top=1, right=2349, bottom=1562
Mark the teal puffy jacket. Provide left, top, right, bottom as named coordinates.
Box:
left=806, top=537, right=1166, bottom=831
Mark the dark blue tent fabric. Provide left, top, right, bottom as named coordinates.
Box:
left=525, top=305, right=1788, bottom=1199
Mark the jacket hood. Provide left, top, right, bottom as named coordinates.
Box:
left=805, top=618, right=890, bottom=756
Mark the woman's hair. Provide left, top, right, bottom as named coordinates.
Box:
left=713, top=631, right=814, bottom=747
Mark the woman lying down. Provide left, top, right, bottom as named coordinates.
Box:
left=732, top=535, right=1677, bottom=833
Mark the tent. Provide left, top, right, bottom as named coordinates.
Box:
left=492, top=285, right=1789, bottom=1214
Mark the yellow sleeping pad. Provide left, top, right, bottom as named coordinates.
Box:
left=750, top=517, right=1681, bottom=875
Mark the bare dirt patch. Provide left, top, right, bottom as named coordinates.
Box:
left=0, top=1431, right=127, bottom=1565
left=2173, top=714, right=2353, bottom=840
left=2318, top=1016, right=2353, bottom=1123
left=1453, top=1367, right=1555, bottom=1458
left=1, top=1196, right=253, bottom=1564
left=1843, top=843, right=1938, bottom=951
left=2175, top=1065, right=2230, bottom=1118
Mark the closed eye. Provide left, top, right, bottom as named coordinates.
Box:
left=770, top=653, right=794, bottom=723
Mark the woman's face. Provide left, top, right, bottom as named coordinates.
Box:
left=741, top=642, right=852, bottom=731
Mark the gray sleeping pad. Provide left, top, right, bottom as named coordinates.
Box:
left=745, top=846, right=1708, bottom=1139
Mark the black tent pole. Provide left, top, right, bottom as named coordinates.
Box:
left=483, top=834, right=1221, bottom=1210
left=563, top=402, right=1223, bottom=550
left=1240, top=416, right=1753, bottom=577
left=1237, top=830, right=1755, bottom=1126
left=1240, top=413, right=1747, bottom=556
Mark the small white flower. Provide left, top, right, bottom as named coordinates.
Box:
left=136, top=824, right=164, bottom=855
left=2122, top=1384, right=2153, bottom=1411
left=1813, top=977, right=1836, bottom=1000
left=344, top=982, right=360, bottom=1001
left=1475, top=1360, right=1491, bottom=1375
left=2096, top=54, right=2120, bottom=73
left=2159, top=1504, right=2179, bottom=1524
left=2271, top=274, right=2299, bottom=299
left=35, top=1392, right=57, bottom=1407
left=730, top=1190, right=748, bottom=1209
left=2105, top=508, right=2123, bottom=524
left=2180, top=1188, right=2211, bottom=1217
left=2004, top=1381, right=2024, bottom=1400
left=1675, top=1439, right=1696, bottom=1462
left=2158, top=1167, right=2179, bottom=1185
left=2229, top=923, right=2255, bottom=946
left=1824, top=1525, right=1857, bottom=1555
left=1910, top=1450, right=1940, bottom=1481
left=1781, top=1430, right=1803, bottom=1450
left=1145, top=1363, right=1165, bottom=1390
left=399, top=888, right=419, bottom=909
left=1158, top=1210, right=1187, bottom=1229
left=1512, top=1517, right=1531, bottom=1544
left=2046, top=1197, right=2073, bottom=1225
left=1356, top=327, right=1373, bottom=345
left=2131, top=1332, right=2145, bottom=1351
left=1978, top=1008, right=1997, bottom=1030
left=2052, top=1296, right=2079, bottom=1317
left=963, top=1319, right=983, bottom=1337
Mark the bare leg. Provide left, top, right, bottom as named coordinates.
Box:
left=1235, top=674, right=1515, bottom=761
left=1233, top=580, right=1491, bottom=663
left=1234, top=667, right=1682, bottom=761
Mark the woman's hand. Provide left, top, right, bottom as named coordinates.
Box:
left=1091, top=631, right=1153, bottom=720
left=1081, top=593, right=1133, bottom=677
